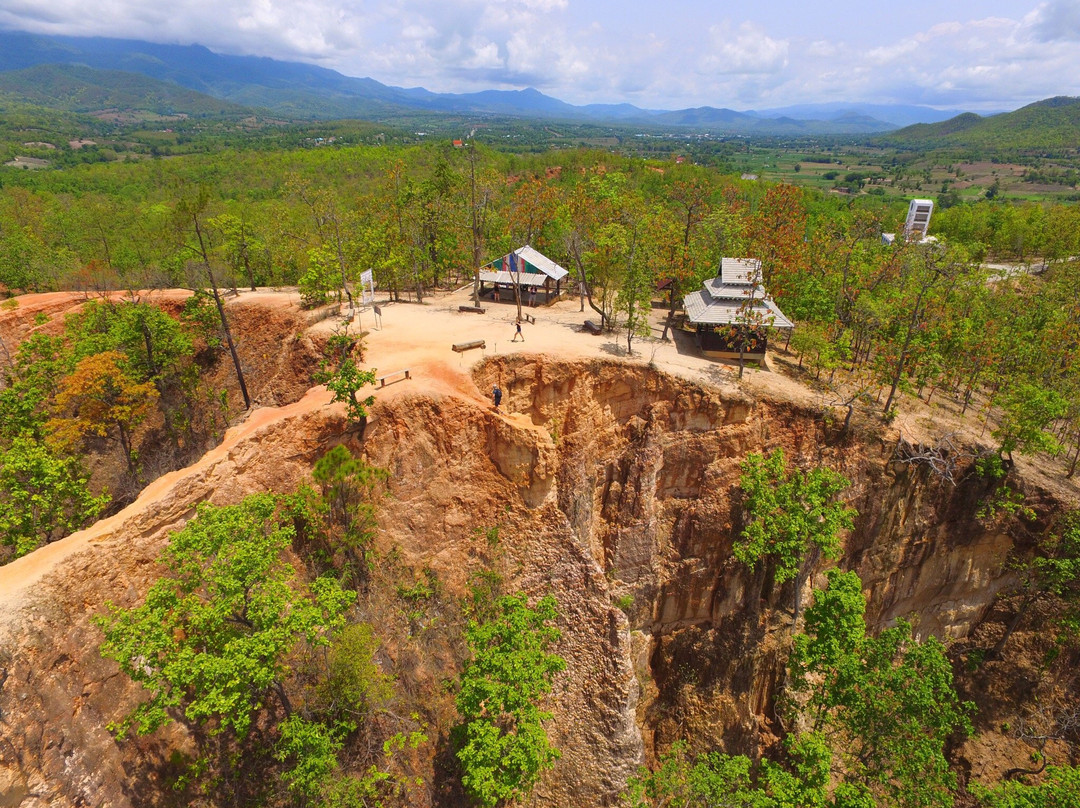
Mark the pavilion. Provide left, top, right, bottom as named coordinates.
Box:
left=682, top=258, right=793, bottom=361
left=478, top=245, right=569, bottom=304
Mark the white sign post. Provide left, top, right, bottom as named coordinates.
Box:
left=360, top=269, right=375, bottom=306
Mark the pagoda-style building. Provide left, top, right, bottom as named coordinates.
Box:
left=682, top=258, right=793, bottom=360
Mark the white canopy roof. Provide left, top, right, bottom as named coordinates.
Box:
left=479, top=271, right=549, bottom=287
left=483, top=245, right=569, bottom=282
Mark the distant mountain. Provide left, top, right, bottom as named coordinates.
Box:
left=0, top=29, right=959, bottom=134
left=0, top=63, right=251, bottom=117
left=648, top=106, right=897, bottom=134
left=749, top=102, right=969, bottom=128
left=876, top=97, right=1080, bottom=150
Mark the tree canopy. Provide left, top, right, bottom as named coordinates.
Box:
left=455, top=592, right=566, bottom=808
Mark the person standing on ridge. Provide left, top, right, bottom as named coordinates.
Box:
left=492, top=384, right=502, bottom=410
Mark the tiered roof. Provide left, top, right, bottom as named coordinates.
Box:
left=682, top=258, right=793, bottom=329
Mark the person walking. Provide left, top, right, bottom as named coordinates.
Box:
left=512, top=320, right=524, bottom=342
left=492, top=384, right=502, bottom=410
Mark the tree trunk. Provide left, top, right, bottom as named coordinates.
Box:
left=468, top=148, right=481, bottom=308
left=1067, top=428, right=1080, bottom=478
left=883, top=288, right=927, bottom=415
left=661, top=285, right=677, bottom=341
left=989, top=593, right=1037, bottom=659
left=209, top=276, right=251, bottom=410
left=193, top=214, right=251, bottom=410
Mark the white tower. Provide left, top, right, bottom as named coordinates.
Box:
left=904, top=199, right=934, bottom=240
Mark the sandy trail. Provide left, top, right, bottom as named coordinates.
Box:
left=0, top=385, right=337, bottom=615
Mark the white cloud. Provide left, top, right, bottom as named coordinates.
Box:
left=0, top=0, right=1076, bottom=110
left=806, top=39, right=838, bottom=58
left=1031, top=0, right=1080, bottom=41
left=704, top=21, right=789, bottom=74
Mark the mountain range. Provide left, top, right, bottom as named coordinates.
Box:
left=0, top=29, right=968, bottom=134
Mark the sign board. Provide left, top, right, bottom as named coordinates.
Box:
left=360, top=269, right=375, bottom=305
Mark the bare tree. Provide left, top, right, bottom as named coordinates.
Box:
left=176, top=186, right=251, bottom=410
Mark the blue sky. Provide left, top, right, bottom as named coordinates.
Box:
left=1, top=0, right=1079, bottom=110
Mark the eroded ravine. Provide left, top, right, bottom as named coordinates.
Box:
left=0, top=354, right=1066, bottom=806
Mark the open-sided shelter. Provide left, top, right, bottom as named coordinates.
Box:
left=682, top=258, right=793, bottom=360
left=478, top=245, right=569, bottom=304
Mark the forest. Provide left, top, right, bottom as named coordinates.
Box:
left=2, top=135, right=1080, bottom=806
left=4, top=139, right=1080, bottom=477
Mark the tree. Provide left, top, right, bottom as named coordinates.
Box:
left=990, top=509, right=1080, bottom=658
left=287, top=445, right=388, bottom=582
left=624, top=735, right=832, bottom=808
left=464, top=144, right=498, bottom=308
left=971, top=764, right=1080, bottom=807
left=455, top=592, right=566, bottom=808
left=315, top=332, right=377, bottom=425
left=659, top=178, right=711, bottom=341
left=209, top=211, right=262, bottom=292
left=289, top=179, right=359, bottom=311
left=993, top=382, right=1068, bottom=461
left=175, top=184, right=252, bottom=410
left=564, top=171, right=636, bottom=329
left=616, top=250, right=654, bottom=355
left=0, top=333, right=72, bottom=444
left=65, top=300, right=193, bottom=388
left=97, top=493, right=354, bottom=744
left=750, top=184, right=809, bottom=302
left=735, top=449, right=856, bottom=620
left=732, top=260, right=771, bottom=379
left=790, top=570, right=974, bottom=808
left=878, top=244, right=965, bottom=416
left=47, top=350, right=158, bottom=477
left=0, top=435, right=108, bottom=558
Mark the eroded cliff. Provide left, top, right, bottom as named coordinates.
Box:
left=0, top=352, right=1072, bottom=806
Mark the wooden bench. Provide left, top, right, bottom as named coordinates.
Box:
left=458, top=305, right=485, bottom=314
left=452, top=340, right=486, bottom=353
left=583, top=319, right=602, bottom=335
left=521, top=312, right=536, bottom=324
left=377, top=368, right=411, bottom=387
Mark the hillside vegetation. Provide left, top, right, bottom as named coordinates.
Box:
left=878, top=96, right=1080, bottom=155
left=1, top=119, right=1080, bottom=807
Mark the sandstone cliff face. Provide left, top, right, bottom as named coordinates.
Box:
left=0, top=355, right=1067, bottom=806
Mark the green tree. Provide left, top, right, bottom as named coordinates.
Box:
left=993, top=382, right=1068, bottom=461
left=65, top=300, right=193, bottom=385
left=0, top=435, right=108, bottom=558
left=990, top=509, right=1080, bottom=658
left=0, top=333, right=72, bottom=443
left=790, top=569, right=974, bottom=808
left=625, top=734, right=833, bottom=808
left=97, top=494, right=355, bottom=741
left=735, top=449, right=856, bottom=619
left=315, top=333, right=377, bottom=425
left=455, top=592, right=566, bottom=807
left=287, top=445, right=388, bottom=580
left=971, top=765, right=1080, bottom=807
left=174, top=183, right=252, bottom=409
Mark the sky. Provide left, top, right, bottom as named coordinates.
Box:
left=2, top=0, right=1080, bottom=111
